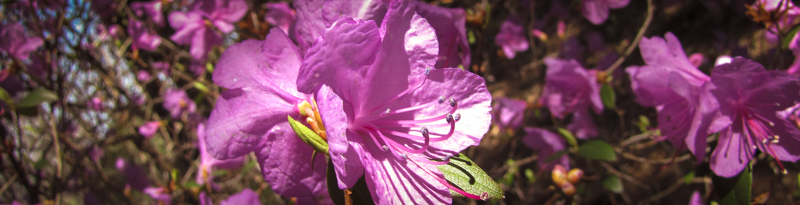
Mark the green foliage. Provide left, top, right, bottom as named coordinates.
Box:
left=437, top=153, right=504, bottom=200
left=602, top=175, right=623, bottom=194
left=600, top=84, right=616, bottom=109
left=578, top=140, right=617, bottom=161
left=17, top=88, right=57, bottom=108
left=714, top=166, right=751, bottom=205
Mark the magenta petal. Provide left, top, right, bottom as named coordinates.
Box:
left=221, top=189, right=262, bottom=205
left=254, top=121, right=327, bottom=199
left=293, top=0, right=388, bottom=53
left=493, top=97, right=527, bottom=130
left=689, top=191, right=703, bottom=205
left=412, top=1, right=470, bottom=68
left=213, top=29, right=302, bottom=90
left=316, top=85, right=365, bottom=189
left=209, top=0, right=248, bottom=23
left=581, top=0, right=609, bottom=25
left=495, top=16, right=528, bottom=59
left=296, top=18, right=382, bottom=95
left=168, top=13, right=204, bottom=44
left=360, top=146, right=451, bottom=205
left=265, top=2, right=297, bottom=33
left=189, top=28, right=222, bottom=60
left=540, top=58, right=600, bottom=118
left=607, top=0, right=631, bottom=9
left=567, top=110, right=598, bottom=139
left=710, top=129, right=753, bottom=177
left=523, top=127, right=569, bottom=170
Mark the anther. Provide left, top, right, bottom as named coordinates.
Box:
left=425, top=67, right=431, bottom=75
left=399, top=153, right=407, bottom=160
left=421, top=127, right=429, bottom=136
left=454, top=113, right=461, bottom=121
left=446, top=114, right=454, bottom=123
left=449, top=98, right=457, bottom=107
left=382, top=145, right=389, bottom=151
left=385, top=109, right=391, bottom=114
left=773, top=135, right=780, bottom=143
left=438, top=96, right=446, bottom=103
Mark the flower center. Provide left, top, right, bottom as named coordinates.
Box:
left=298, top=100, right=327, bottom=141
left=739, top=108, right=785, bottom=173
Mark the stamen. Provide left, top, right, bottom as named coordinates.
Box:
left=425, top=67, right=431, bottom=75
left=449, top=98, right=457, bottom=107
left=382, top=145, right=389, bottom=151
left=439, top=96, right=446, bottom=103
left=399, top=153, right=407, bottom=160
left=446, top=114, right=454, bottom=123
left=454, top=113, right=461, bottom=121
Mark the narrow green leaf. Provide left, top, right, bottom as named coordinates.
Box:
left=212, top=169, right=228, bottom=177
left=287, top=116, right=329, bottom=154
left=782, top=26, right=800, bottom=49
left=0, top=87, right=15, bottom=110
left=556, top=128, right=578, bottom=150
left=578, top=140, right=617, bottom=161
left=602, top=175, right=623, bottom=193
left=437, top=153, right=504, bottom=199
left=600, top=84, right=615, bottom=109
left=17, top=88, right=58, bottom=108
left=714, top=166, right=751, bottom=205
left=241, top=160, right=257, bottom=173
left=544, top=150, right=568, bottom=163
left=182, top=181, right=201, bottom=189
left=193, top=82, right=209, bottom=93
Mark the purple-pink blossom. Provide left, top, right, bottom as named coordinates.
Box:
left=138, top=121, right=161, bottom=138
left=0, top=23, right=43, bottom=60
left=264, top=2, right=296, bottom=33
left=295, top=1, right=492, bottom=203
left=163, top=88, right=197, bottom=118
left=688, top=58, right=800, bottom=177
left=539, top=58, right=602, bottom=139
left=195, top=123, right=244, bottom=188
left=131, top=0, right=167, bottom=27
left=581, top=0, right=630, bottom=25
left=168, top=0, right=247, bottom=60
left=493, top=97, right=527, bottom=131
left=626, top=32, right=710, bottom=150
left=128, top=18, right=162, bottom=52
left=144, top=187, right=171, bottom=205
left=522, top=127, right=569, bottom=170
left=495, top=16, right=528, bottom=59
left=220, top=189, right=261, bottom=205
left=115, top=158, right=151, bottom=191
left=205, top=28, right=327, bottom=202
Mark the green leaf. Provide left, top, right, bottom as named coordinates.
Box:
left=524, top=169, right=535, bottom=185
left=287, top=116, right=329, bottom=154
left=578, top=140, right=617, bottom=161
left=637, top=115, right=650, bottom=132
left=782, top=26, right=800, bottom=49
left=193, top=82, right=209, bottom=93
left=212, top=169, right=228, bottom=177
left=602, top=175, right=623, bottom=193
left=714, top=166, right=751, bottom=205
left=684, top=171, right=695, bottom=185
left=0, top=87, right=15, bottom=110
left=17, top=88, right=58, bottom=108
left=182, top=181, right=201, bottom=189
left=544, top=150, right=568, bottom=163
left=241, top=160, right=257, bottom=173
left=556, top=128, right=578, bottom=150
left=600, top=84, right=615, bottom=109
left=437, top=153, right=504, bottom=200
left=34, top=157, right=49, bottom=170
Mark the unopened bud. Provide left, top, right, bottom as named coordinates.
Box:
left=560, top=182, right=576, bottom=197
left=551, top=165, right=568, bottom=187
left=567, top=169, right=583, bottom=184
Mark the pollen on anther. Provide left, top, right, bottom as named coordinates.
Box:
left=438, top=96, right=446, bottom=103
left=421, top=127, right=429, bottom=136
left=446, top=114, right=454, bottom=123
left=385, top=109, right=391, bottom=114
left=399, top=154, right=407, bottom=160
left=425, top=67, right=431, bottom=75
left=454, top=113, right=461, bottom=121
left=449, top=98, right=456, bottom=107
left=382, top=145, right=389, bottom=151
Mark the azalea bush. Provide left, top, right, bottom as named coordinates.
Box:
left=2, top=0, right=800, bottom=204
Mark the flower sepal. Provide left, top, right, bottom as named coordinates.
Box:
left=288, top=116, right=329, bottom=155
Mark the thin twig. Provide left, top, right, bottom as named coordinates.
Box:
left=605, top=0, right=655, bottom=74
left=0, top=173, right=19, bottom=195
left=600, top=162, right=648, bottom=189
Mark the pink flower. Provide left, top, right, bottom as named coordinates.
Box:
left=581, top=0, right=630, bottom=25
left=495, top=16, right=528, bottom=59
left=138, top=121, right=161, bottom=138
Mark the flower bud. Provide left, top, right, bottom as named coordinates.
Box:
left=560, top=182, right=576, bottom=197
left=551, top=165, right=568, bottom=186
left=567, top=168, right=583, bottom=184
